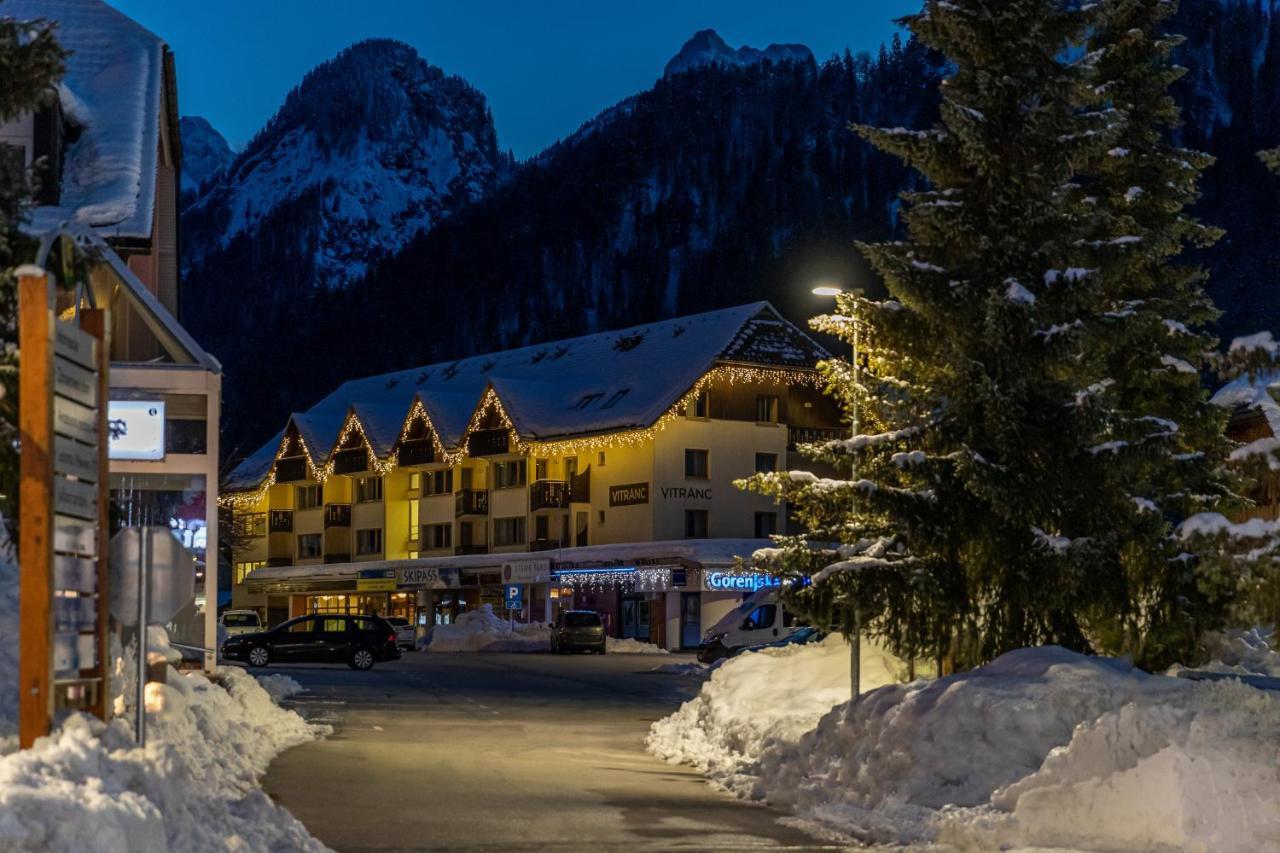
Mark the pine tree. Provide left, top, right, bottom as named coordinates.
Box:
left=0, top=15, right=65, bottom=536
left=746, top=0, right=1232, bottom=669
left=1061, top=0, right=1239, bottom=667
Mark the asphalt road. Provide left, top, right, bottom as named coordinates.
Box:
left=258, top=651, right=836, bottom=852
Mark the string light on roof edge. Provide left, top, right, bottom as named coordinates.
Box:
left=220, top=364, right=823, bottom=509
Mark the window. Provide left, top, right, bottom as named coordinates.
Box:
left=493, top=516, right=527, bottom=546
left=355, top=477, right=383, bottom=503
left=424, top=523, right=452, bottom=549
left=743, top=604, right=777, bottom=631
left=535, top=458, right=548, bottom=481
left=598, top=509, right=606, bottom=525
left=573, top=393, right=604, bottom=409
left=685, top=449, right=709, bottom=479
left=234, top=561, right=265, bottom=584
left=286, top=617, right=317, bottom=634
left=756, top=394, right=779, bottom=423
left=236, top=513, right=266, bottom=538
left=298, top=533, right=322, bottom=559
left=356, top=528, right=383, bottom=555
left=408, top=471, right=421, bottom=493
left=754, top=511, right=778, bottom=538
left=755, top=452, right=778, bottom=474
left=684, top=509, right=709, bottom=539
left=689, top=389, right=709, bottom=418
left=601, top=389, right=630, bottom=409
left=534, top=514, right=550, bottom=540
left=423, top=469, right=454, bottom=496
left=297, top=484, right=322, bottom=510
left=408, top=502, right=420, bottom=542
left=493, top=460, right=526, bottom=489
left=597, top=451, right=606, bottom=467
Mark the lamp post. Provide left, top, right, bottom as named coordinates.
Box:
left=813, top=284, right=864, bottom=699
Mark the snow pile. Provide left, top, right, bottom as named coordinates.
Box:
left=652, top=641, right=1280, bottom=850
left=646, top=634, right=905, bottom=786
left=0, top=541, right=330, bottom=850
left=606, top=637, right=668, bottom=654
left=422, top=604, right=550, bottom=653
left=254, top=673, right=306, bottom=704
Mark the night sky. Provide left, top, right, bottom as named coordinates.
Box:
left=108, top=0, right=918, bottom=159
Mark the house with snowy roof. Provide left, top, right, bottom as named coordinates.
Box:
left=2, top=0, right=222, bottom=666
left=1212, top=370, right=1280, bottom=520
left=223, top=302, right=843, bottom=649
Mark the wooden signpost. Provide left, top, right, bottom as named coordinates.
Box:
left=18, top=267, right=110, bottom=748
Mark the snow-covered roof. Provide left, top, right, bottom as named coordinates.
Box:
left=1211, top=371, right=1280, bottom=437
left=9, top=0, right=168, bottom=239
left=227, top=302, right=826, bottom=490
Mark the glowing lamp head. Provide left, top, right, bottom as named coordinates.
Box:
left=812, top=285, right=844, bottom=298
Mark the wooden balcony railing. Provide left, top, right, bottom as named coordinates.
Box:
left=323, top=503, right=352, bottom=528
left=332, top=447, right=369, bottom=475
left=455, top=489, right=489, bottom=517
left=530, top=479, right=569, bottom=511
left=787, top=426, right=847, bottom=450
left=275, top=456, right=309, bottom=483
left=397, top=438, right=436, bottom=467
left=467, top=429, right=509, bottom=457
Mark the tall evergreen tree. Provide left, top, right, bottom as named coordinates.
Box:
left=747, top=0, right=1233, bottom=669
left=0, top=12, right=65, bottom=536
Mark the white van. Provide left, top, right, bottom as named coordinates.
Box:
left=697, top=587, right=807, bottom=662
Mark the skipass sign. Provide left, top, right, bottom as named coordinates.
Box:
left=702, top=570, right=784, bottom=593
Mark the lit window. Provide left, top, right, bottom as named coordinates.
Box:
left=408, top=471, right=421, bottom=493
left=408, top=502, right=420, bottom=541
left=235, top=561, right=265, bottom=584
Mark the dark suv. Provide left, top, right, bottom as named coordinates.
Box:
left=222, top=614, right=402, bottom=670
left=550, top=610, right=606, bottom=654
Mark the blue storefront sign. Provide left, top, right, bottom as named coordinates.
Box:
left=703, top=571, right=783, bottom=593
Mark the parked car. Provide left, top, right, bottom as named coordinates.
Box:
left=219, top=609, right=262, bottom=637
left=221, top=614, right=401, bottom=670
left=385, top=616, right=416, bottom=650
left=550, top=610, right=606, bottom=654
left=697, top=588, right=807, bottom=663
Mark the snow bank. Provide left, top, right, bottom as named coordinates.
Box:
left=422, top=604, right=550, bottom=653
left=652, top=640, right=1280, bottom=850
left=1183, top=626, right=1280, bottom=677
left=0, top=542, right=330, bottom=851
left=606, top=637, right=667, bottom=654
left=646, top=634, right=905, bottom=787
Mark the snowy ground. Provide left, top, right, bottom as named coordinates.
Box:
left=421, top=604, right=666, bottom=654
left=0, top=550, right=331, bottom=851
left=648, top=633, right=1280, bottom=851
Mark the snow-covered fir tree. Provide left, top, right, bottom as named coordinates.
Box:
left=745, top=0, right=1237, bottom=669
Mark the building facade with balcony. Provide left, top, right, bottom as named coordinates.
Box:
left=223, top=303, right=842, bottom=649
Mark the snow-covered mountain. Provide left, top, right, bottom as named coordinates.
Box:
left=178, top=116, right=232, bottom=198
left=182, top=39, right=508, bottom=290
left=664, top=29, right=813, bottom=77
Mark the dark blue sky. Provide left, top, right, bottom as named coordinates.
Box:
left=109, top=0, right=917, bottom=159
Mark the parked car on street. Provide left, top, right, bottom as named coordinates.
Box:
left=550, top=610, right=606, bottom=654
left=697, top=588, right=807, bottom=663
left=385, top=616, right=416, bottom=650
left=221, top=614, right=401, bottom=670
left=219, top=609, right=262, bottom=637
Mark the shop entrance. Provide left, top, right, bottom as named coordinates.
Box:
left=680, top=593, right=701, bottom=649
left=620, top=595, right=651, bottom=641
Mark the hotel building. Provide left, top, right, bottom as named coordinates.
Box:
left=224, top=302, right=842, bottom=650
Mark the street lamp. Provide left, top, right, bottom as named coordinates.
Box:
left=813, top=284, right=864, bottom=699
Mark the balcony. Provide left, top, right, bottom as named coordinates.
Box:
left=467, top=428, right=509, bottom=457
left=398, top=438, right=436, bottom=467
left=788, top=426, right=847, bottom=450
left=275, top=456, right=309, bottom=483
left=323, top=503, right=352, bottom=528
left=324, top=552, right=351, bottom=564
left=332, top=447, right=368, bottom=475
left=568, top=467, right=591, bottom=503
left=454, top=544, right=488, bottom=556
left=529, top=538, right=562, bottom=552
left=530, top=479, right=569, bottom=511
left=455, top=489, right=489, bottom=517
left=268, top=509, right=293, bottom=533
